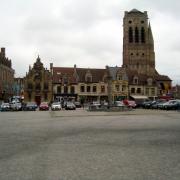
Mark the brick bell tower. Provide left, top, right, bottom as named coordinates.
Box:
left=123, top=9, right=155, bottom=75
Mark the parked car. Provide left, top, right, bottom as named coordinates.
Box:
left=23, top=102, right=37, bottom=111
left=163, top=100, right=180, bottom=110
left=142, top=100, right=153, bottom=109
left=10, top=102, right=22, bottom=111
left=151, top=99, right=167, bottom=109
left=65, top=102, right=76, bottom=110
left=157, top=101, right=168, bottom=110
left=92, top=101, right=101, bottom=106
left=74, top=101, right=82, bottom=108
left=114, top=101, right=125, bottom=107
left=51, top=102, right=62, bottom=111
left=88, top=101, right=101, bottom=110
left=1, top=103, right=10, bottom=111
left=123, top=100, right=137, bottom=108
left=39, top=102, right=49, bottom=111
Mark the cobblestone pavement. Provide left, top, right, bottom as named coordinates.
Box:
left=0, top=109, right=180, bottom=180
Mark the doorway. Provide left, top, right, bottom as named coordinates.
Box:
left=35, top=95, right=41, bottom=106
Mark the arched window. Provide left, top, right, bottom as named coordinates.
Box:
left=129, top=27, right=133, bottom=43
left=141, top=27, right=145, bottom=43
left=135, top=27, right=139, bottom=43
left=133, top=76, right=138, bottom=84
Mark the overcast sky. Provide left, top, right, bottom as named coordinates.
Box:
left=1, top=0, right=180, bottom=84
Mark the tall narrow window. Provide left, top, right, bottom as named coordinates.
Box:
left=64, top=86, right=68, bottom=94
left=131, top=88, right=135, bottom=94
left=129, top=27, right=133, bottom=43
left=101, top=86, right=105, bottom=93
left=80, top=86, right=84, bottom=92
left=137, top=88, right=141, bottom=94
left=93, top=86, right=97, bottom=92
left=70, top=86, right=75, bottom=94
left=141, top=27, right=145, bottom=43
left=57, top=86, right=61, bottom=93
left=87, top=86, right=91, bottom=92
left=135, top=27, right=139, bottom=43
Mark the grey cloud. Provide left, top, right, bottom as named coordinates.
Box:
left=0, top=0, right=180, bottom=84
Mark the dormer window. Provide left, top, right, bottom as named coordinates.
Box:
left=147, top=78, right=153, bottom=86
left=63, top=76, right=68, bottom=84
left=103, top=75, right=107, bottom=82
left=117, top=74, right=123, bottom=81
left=85, top=71, right=92, bottom=83
left=86, top=76, right=92, bottom=82
left=133, top=76, right=138, bottom=84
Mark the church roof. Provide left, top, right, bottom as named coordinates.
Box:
left=128, top=9, right=143, bottom=14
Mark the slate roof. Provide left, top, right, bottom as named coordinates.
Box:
left=126, top=68, right=172, bottom=85
left=52, top=67, right=77, bottom=84
left=52, top=67, right=107, bottom=84
left=76, top=68, right=107, bottom=83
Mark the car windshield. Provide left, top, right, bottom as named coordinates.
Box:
left=41, top=102, right=48, bottom=105
left=3, top=103, right=9, bottom=105
left=52, top=102, right=60, bottom=105
left=67, top=102, right=74, bottom=105
left=27, top=102, right=36, bottom=105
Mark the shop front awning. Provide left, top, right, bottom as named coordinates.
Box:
left=130, top=95, right=149, bottom=100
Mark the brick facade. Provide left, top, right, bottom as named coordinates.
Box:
left=0, top=48, right=14, bottom=101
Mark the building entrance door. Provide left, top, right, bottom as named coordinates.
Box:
left=35, top=95, right=41, bottom=106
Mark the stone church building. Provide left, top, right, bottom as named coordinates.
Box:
left=122, top=9, right=171, bottom=99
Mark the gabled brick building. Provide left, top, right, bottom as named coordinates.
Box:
left=0, top=48, right=14, bottom=101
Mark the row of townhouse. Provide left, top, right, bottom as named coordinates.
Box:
left=23, top=57, right=129, bottom=105
left=22, top=56, right=171, bottom=105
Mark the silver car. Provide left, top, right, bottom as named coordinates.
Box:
left=51, top=102, right=62, bottom=111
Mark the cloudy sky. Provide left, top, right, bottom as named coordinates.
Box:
left=1, top=0, right=180, bottom=84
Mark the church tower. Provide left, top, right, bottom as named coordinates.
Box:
left=123, top=9, right=155, bottom=75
